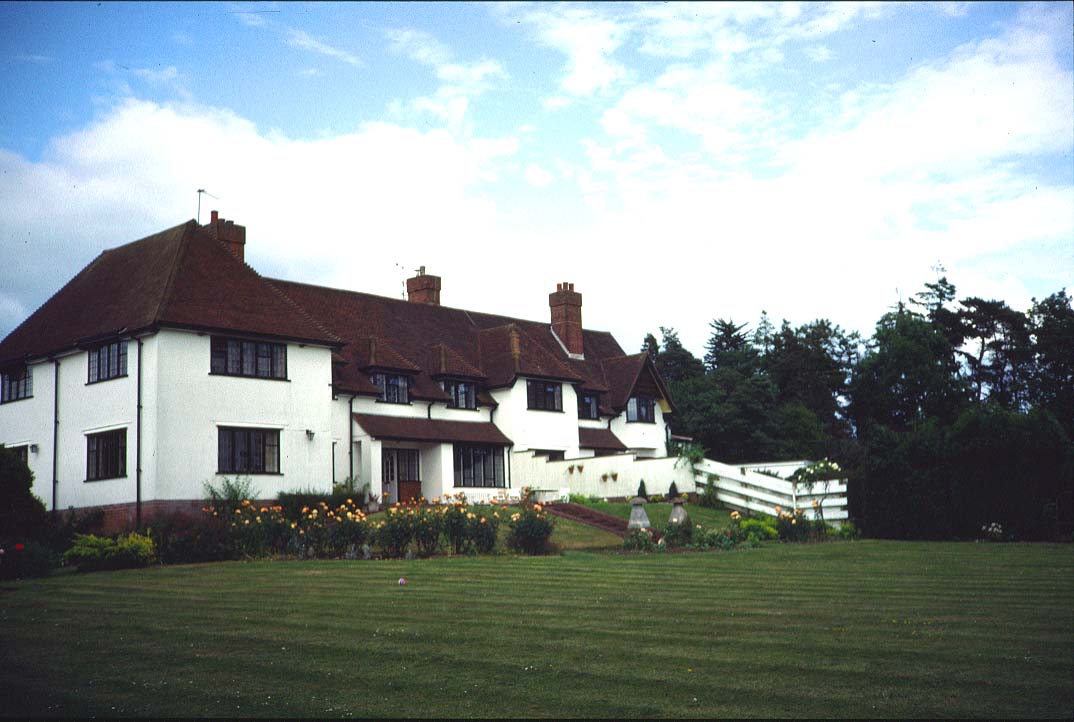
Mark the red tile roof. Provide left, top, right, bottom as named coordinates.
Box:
left=353, top=413, right=512, bottom=445
left=578, top=427, right=628, bottom=452
left=0, top=218, right=675, bottom=416
left=0, top=221, right=338, bottom=365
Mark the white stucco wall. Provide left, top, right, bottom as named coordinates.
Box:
left=610, top=402, right=668, bottom=456
left=151, top=329, right=335, bottom=501
left=511, top=451, right=694, bottom=499
left=490, top=378, right=580, bottom=456
left=0, top=359, right=58, bottom=508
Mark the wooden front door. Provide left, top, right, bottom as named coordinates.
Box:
left=398, top=480, right=422, bottom=503
left=382, top=448, right=421, bottom=504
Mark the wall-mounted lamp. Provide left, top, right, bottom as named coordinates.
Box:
left=29, top=444, right=39, bottom=454
left=305, top=429, right=315, bottom=441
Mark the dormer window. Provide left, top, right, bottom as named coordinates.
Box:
left=88, top=340, right=127, bottom=383
left=578, top=391, right=599, bottom=420
left=626, top=396, right=656, bottom=423
left=443, top=379, right=477, bottom=410
left=373, top=372, right=410, bottom=404
left=1, top=365, right=32, bottom=403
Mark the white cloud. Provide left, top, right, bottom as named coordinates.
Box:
left=132, top=65, right=180, bottom=85
left=510, top=6, right=631, bottom=96
left=386, top=28, right=453, bottom=66
left=235, top=12, right=268, bottom=28
left=11, top=54, right=54, bottom=64
left=804, top=44, right=834, bottom=62
left=286, top=29, right=361, bottom=66
left=385, top=28, right=506, bottom=128
left=524, top=163, right=554, bottom=188
left=0, top=99, right=523, bottom=337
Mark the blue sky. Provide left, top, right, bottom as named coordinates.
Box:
left=1, top=1, right=1071, bottom=356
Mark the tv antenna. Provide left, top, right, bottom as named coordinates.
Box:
left=196, top=189, right=219, bottom=224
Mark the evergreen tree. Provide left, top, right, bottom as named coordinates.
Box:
left=655, top=327, right=704, bottom=384
left=704, top=318, right=755, bottom=373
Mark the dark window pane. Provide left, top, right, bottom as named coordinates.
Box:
left=211, top=338, right=226, bottom=374
left=272, top=344, right=286, bottom=379
left=227, top=340, right=241, bottom=374
left=242, top=342, right=256, bottom=376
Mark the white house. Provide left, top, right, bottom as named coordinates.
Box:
left=0, top=214, right=681, bottom=529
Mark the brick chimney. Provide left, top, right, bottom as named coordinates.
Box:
left=406, top=267, right=441, bottom=305
left=204, top=210, right=246, bottom=263
left=549, top=281, right=583, bottom=356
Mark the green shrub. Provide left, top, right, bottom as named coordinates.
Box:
left=0, top=445, right=49, bottom=542
left=693, top=526, right=737, bottom=551
left=622, top=528, right=656, bottom=552
left=668, top=481, right=680, bottom=498
left=506, top=502, right=555, bottom=555
left=837, top=521, right=861, bottom=540
left=636, top=480, right=647, bottom=500
left=203, top=476, right=258, bottom=514
left=469, top=506, right=500, bottom=554
left=661, top=516, right=693, bottom=548
left=739, top=517, right=778, bottom=541
left=699, top=478, right=720, bottom=509
left=64, top=532, right=156, bottom=572
left=569, top=493, right=602, bottom=505
left=0, top=540, right=55, bottom=579
left=146, top=513, right=232, bottom=564
left=46, top=508, right=105, bottom=554
left=443, top=497, right=473, bottom=554
left=374, top=507, right=415, bottom=558
left=411, top=506, right=443, bottom=557
left=277, top=487, right=360, bottom=519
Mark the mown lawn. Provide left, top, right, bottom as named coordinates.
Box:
left=0, top=542, right=1070, bottom=718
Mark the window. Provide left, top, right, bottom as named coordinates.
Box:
left=9, top=445, right=29, bottom=466
left=210, top=337, right=287, bottom=380
left=1, top=365, right=32, bottom=403
left=383, top=448, right=420, bottom=482
left=454, top=444, right=506, bottom=487
left=87, top=429, right=126, bottom=481
left=526, top=380, right=562, bottom=412
left=372, top=373, right=410, bottom=404
left=217, top=427, right=280, bottom=474
left=626, top=396, right=656, bottom=423
left=88, top=340, right=127, bottom=383
left=442, top=379, right=477, bottom=410
left=577, top=390, right=599, bottom=420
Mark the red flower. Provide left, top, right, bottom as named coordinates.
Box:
left=14, top=543, right=25, bottom=551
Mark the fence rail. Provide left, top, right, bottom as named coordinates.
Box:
left=694, top=459, right=849, bottom=523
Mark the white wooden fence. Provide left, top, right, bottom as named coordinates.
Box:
left=693, top=458, right=849, bottom=523
left=511, top=450, right=850, bottom=522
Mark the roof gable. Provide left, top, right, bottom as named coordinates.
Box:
left=0, top=221, right=338, bottom=366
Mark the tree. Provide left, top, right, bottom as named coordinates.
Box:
left=848, top=308, right=969, bottom=434
left=640, top=332, right=660, bottom=363
left=1027, top=291, right=1074, bottom=437
left=763, top=319, right=858, bottom=438
left=753, top=310, right=775, bottom=356
left=654, top=327, right=704, bottom=384
left=956, top=297, right=1031, bottom=407
left=704, top=318, right=755, bottom=373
